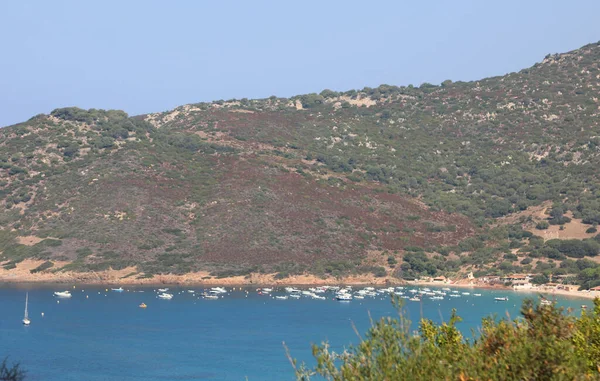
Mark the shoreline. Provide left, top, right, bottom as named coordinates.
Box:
left=1, top=260, right=597, bottom=300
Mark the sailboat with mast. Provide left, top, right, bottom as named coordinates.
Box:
left=23, top=292, right=31, bottom=326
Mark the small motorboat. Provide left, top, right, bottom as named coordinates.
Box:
left=204, top=294, right=219, bottom=300
left=336, top=293, right=352, bottom=301
left=53, top=291, right=72, bottom=298
left=158, top=293, right=173, bottom=300
left=158, top=288, right=169, bottom=292
left=494, top=297, right=508, bottom=301
left=139, top=303, right=147, bottom=308
left=111, top=287, right=124, bottom=292
left=275, top=296, right=288, bottom=300
left=474, top=293, right=482, bottom=297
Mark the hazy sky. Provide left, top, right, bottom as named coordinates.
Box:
left=1, top=0, right=599, bottom=127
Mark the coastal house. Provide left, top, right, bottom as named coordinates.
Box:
left=540, top=283, right=560, bottom=291
left=557, top=284, right=579, bottom=292
left=500, top=274, right=531, bottom=283
left=432, top=276, right=447, bottom=283
left=553, top=274, right=578, bottom=285
left=590, top=286, right=600, bottom=292
left=512, top=281, right=532, bottom=290
left=481, top=276, right=501, bottom=284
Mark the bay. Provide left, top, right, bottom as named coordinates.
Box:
left=0, top=284, right=592, bottom=381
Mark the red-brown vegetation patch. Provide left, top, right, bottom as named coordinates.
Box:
left=199, top=157, right=474, bottom=266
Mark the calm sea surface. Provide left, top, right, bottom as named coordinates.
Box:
left=0, top=284, right=592, bottom=381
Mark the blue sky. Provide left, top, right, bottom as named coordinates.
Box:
left=1, top=0, right=599, bottom=127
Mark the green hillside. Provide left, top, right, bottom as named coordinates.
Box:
left=1, top=41, right=600, bottom=284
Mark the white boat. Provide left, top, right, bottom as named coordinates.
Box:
left=494, top=297, right=508, bottom=301
left=449, top=294, right=461, bottom=298
left=158, top=288, right=169, bottom=292
left=111, top=287, right=124, bottom=292
left=187, top=290, right=195, bottom=293
left=462, top=292, right=470, bottom=295
left=430, top=296, right=444, bottom=300
left=409, top=297, right=421, bottom=302
left=312, top=295, right=326, bottom=300
left=285, top=287, right=301, bottom=293
left=275, top=296, right=288, bottom=300
left=354, top=295, right=365, bottom=299
left=289, top=294, right=301, bottom=299
left=158, top=293, right=173, bottom=300
left=53, top=291, right=72, bottom=298
left=336, top=293, right=352, bottom=301
left=474, top=293, right=482, bottom=297
left=442, top=287, right=451, bottom=291
left=204, top=294, right=219, bottom=300
left=23, top=292, right=30, bottom=326
left=541, top=299, right=553, bottom=306
left=262, top=288, right=273, bottom=293
left=211, top=287, right=227, bottom=294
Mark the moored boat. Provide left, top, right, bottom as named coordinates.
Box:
left=54, top=291, right=72, bottom=298
left=23, top=292, right=31, bottom=325
left=336, top=293, right=352, bottom=301
left=494, top=297, right=508, bottom=301
left=540, top=298, right=553, bottom=306
left=158, top=293, right=173, bottom=300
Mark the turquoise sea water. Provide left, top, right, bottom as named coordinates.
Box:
left=0, top=284, right=592, bottom=381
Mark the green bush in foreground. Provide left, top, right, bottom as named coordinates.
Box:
left=0, top=358, right=25, bottom=381
left=291, top=298, right=600, bottom=380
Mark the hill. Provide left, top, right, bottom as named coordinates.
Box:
left=1, top=41, right=600, bottom=285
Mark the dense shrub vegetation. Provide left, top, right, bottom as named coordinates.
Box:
left=1, top=42, right=600, bottom=279
left=293, top=298, right=600, bottom=380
